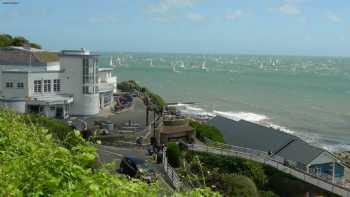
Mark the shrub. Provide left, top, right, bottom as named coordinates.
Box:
left=0, top=109, right=220, bottom=196
left=190, top=121, right=224, bottom=143
left=218, top=174, right=259, bottom=197
left=23, top=113, right=85, bottom=149
left=167, top=142, right=181, bottom=167
left=186, top=152, right=268, bottom=188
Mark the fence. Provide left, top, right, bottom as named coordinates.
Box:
left=188, top=143, right=350, bottom=197
left=162, top=148, right=183, bottom=191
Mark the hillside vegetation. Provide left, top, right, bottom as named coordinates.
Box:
left=0, top=109, right=219, bottom=196
left=0, top=34, right=41, bottom=49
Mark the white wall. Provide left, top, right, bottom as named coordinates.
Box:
left=60, top=55, right=100, bottom=115
left=1, top=72, right=29, bottom=98
left=0, top=100, right=26, bottom=113
left=27, top=72, right=62, bottom=97
left=309, top=152, right=336, bottom=166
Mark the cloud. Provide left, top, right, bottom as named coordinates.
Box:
left=225, top=9, right=244, bottom=21
left=326, top=11, right=341, bottom=23
left=144, top=0, right=198, bottom=14
left=276, top=1, right=301, bottom=16
left=186, top=12, right=206, bottom=23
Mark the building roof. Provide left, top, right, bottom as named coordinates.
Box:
left=276, top=139, right=324, bottom=165
left=27, top=94, right=74, bottom=105
left=161, top=125, right=194, bottom=135
left=0, top=47, right=59, bottom=66
left=98, top=67, right=113, bottom=72
left=207, top=116, right=325, bottom=165
left=208, top=116, right=297, bottom=153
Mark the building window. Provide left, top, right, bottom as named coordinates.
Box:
left=82, top=58, right=96, bottom=94
left=44, top=80, right=51, bottom=92
left=5, top=82, right=13, bottom=88
left=34, top=80, right=41, bottom=93
left=53, top=79, right=61, bottom=92
left=17, top=82, right=24, bottom=89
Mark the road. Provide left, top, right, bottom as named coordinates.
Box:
left=96, top=144, right=175, bottom=195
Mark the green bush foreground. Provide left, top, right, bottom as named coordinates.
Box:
left=0, top=109, right=219, bottom=197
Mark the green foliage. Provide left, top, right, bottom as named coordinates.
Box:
left=185, top=152, right=267, bottom=188
left=218, top=174, right=259, bottom=197
left=11, top=36, right=29, bottom=46
left=259, top=190, right=279, bottom=197
left=0, top=34, right=13, bottom=47
left=23, top=113, right=85, bottom=149
left=30, top=42, right=42, bottom=49
left=0, top=109, right=219, bottom=196
left=118, top=80, right=165, bottom=113
left=189, top=121, right=224, bottom=143
left=0, top=34, right=41, bottom=48
left=167, top=142, right=181, bottom=168
left=118, top=80, right=142, bottom=92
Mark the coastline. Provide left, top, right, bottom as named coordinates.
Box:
left=172, top=102, right=350, bottom=153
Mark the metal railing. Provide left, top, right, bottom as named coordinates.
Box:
left=163, top=148, right=183, bottom=191
left=187, top=143, right=350, bottom=197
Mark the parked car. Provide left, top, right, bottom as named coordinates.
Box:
left=118, top=156, right=155, bottom=183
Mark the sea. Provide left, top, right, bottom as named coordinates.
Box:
left=98, top=52, right=350, bottom=153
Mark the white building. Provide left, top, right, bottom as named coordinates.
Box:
left=0, top=47, right=117, bottom=118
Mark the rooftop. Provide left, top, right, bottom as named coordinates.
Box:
left=208, top=116, right=325, bottom=165
left=161, top=125, right=194, bottom=135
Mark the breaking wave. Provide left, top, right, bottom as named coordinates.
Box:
left=171, top=103, right=350, bottom=153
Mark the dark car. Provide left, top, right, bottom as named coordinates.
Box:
left=118, top=156, right=155, bottom=182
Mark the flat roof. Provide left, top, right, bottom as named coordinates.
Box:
left=161, top=125, right=194, bottom=134
left=28, top=94, right=74, bottom=105
left=98, top=67, right=113, bottom=72
left=207, top=116, right=326, bottom=165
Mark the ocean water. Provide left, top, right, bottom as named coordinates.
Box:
left=98, top=53, right=350, bottom=153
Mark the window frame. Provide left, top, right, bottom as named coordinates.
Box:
left=34, top=80, right=42, bottom=93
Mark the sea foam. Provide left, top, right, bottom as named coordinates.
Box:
left=172, top=104, right=349, bottom=153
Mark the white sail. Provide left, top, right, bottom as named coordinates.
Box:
left=109, top=56, right=113, bottom=66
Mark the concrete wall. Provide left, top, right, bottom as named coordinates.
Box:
left=27, top=72, right=62, bottom=97
left=1, top=72, right=29, bottom=99
left=0, top=100, right=26, bottom=113
left=60, top=55, right=100, bottom=115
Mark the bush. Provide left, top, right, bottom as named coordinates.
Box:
left=167, top=142, right=181, bottom=168
left=185, top=152, right=268, bottom=188
left=0, top=34, right=41, bottom=48
left=23, top=113, right=85, bottom=149
left=118, top=80, right=165, bottom=113
left=0, top=109, right=220, bottom=196
left=190, top=121, right=224, bottom=143
left=218, top=174, right=259, bottom=197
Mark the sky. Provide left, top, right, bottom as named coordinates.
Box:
left=0, top=0, right=349, bottom=56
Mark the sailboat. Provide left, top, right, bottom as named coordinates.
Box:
left=201, top=61, right=208, bottom=71
left=149, top=59, right=154, bottom=67
left=179, top=61, right=185, bottom=68
left=109, top=56, right=114, bottom=67
left=171, top=62, right=179, bottom=73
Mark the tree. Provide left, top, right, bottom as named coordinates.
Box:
left=190, top=121, right=224, bottom=143
left=0, top=34, right=13, bottom=47
left=167, top=142, right=181, bottom=168
left=218, top=174, right=259, bottom=197
left=11, top=36, right=29, bottom=46
left=30, top=42, right=42, bottom=49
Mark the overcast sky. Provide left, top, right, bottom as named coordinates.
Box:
left=0, top=0, right=349, bottom=56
